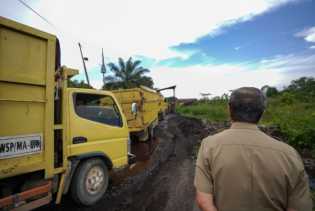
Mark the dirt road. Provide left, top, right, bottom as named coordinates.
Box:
left=41, top=114, right=208, bottom=211
left=38, top=114, right=315, bottom=211
left=124, top=115, right=206, bottom=211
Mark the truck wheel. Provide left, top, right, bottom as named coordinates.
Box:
left=71, top=158, right=109, bottom=206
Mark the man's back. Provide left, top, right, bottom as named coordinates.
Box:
left=195, top=122, right=312, bottom=211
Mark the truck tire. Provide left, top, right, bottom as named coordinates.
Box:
left=70, top=158, right=109, bottom=206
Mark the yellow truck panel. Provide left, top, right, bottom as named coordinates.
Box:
left=114, top=90, right=143, bottom=131
left=0, top=18, right=54, bottom=85
left=112, top=86, right=166, bottom=161
left=0, top=17, right=55, bottom=179
left=112, top=86, right=166, bottom=133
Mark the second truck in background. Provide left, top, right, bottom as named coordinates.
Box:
left=112, top=86, right=168, bottom=160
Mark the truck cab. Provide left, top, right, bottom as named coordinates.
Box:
left=67, top=87, right=129, bottom=168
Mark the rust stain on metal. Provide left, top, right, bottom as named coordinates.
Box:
left=1, top=164, right=18, bottom=174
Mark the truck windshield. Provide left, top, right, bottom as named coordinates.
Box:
left=74, top=93, right=123, bottom=127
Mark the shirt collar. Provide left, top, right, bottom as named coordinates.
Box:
left=231, top=122, right=259, bottom=130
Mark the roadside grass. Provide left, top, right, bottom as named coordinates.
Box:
left=178, top=97, right=315, bottom=209
left=177, top=96, right=315, bottom=152
left=176, top=100, right=229, bottom=122
left=261, top=97, right=315, bottom=151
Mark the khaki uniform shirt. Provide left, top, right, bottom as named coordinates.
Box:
left=195, top=122, right=312, bottom=211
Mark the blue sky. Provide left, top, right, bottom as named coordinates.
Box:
left=1, top=0, right=315, bottom=97
left=163, top=1, right=315, bottom=66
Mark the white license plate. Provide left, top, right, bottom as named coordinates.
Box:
left=0, top=134, right=43, bottom=159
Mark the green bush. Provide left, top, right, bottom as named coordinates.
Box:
left=261, top=95, right=315, bottom=151
left=177, top=77, right=315, bottom=153
left=279, top=92, right=295, bottom=105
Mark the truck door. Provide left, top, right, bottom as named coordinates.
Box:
left=69, top=91, right=129, bottom=167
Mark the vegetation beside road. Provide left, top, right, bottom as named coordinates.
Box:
left=177, top=77, right=315, bottom=153
left=68, top=57, right=154, bottom=90
left=178, top=77, right=315, bottom=209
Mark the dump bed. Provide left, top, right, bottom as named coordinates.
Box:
left=0, top=17, right=56, bottom=179
left=112, top=86, right=166, bottom=132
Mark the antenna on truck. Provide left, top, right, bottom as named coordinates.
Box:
left=101, top=48, right=107, bottom=87
left=78, top=42, right=91, bottom=86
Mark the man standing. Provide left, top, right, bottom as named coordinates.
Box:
left=194, top=87, right=312, bottom=211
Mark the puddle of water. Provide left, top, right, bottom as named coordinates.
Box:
left=110, top=160, right=152, bottom=185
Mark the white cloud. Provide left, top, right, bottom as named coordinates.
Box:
left=150, top=53, right=315, bottom=98
left=4, top=0, right=295, bottom=68
left=295, top=26, right=315, bottom=43
left=150, top=64, right=282, bottom=98
left=310, top=46, right=315, bottom=49
left=259, top=53, right=315, bottom=72
left=1, top=0, right=298, bottom=90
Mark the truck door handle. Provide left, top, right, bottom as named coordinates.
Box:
left=73, top=136, right=87, bottom=144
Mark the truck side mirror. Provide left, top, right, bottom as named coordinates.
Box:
left=131, top=102, right=138, bottom=116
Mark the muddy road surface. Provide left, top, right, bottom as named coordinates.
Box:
left=40, top=115, right=209, bottom=211
left=38, top=114, right=315, bottom=211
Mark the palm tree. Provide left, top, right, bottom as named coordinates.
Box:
left=103, top=57, right=154, bottom=89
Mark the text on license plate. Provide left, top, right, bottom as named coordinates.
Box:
left=0, top=134, right=43, bottom=159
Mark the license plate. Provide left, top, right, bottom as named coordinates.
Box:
left=0, top=134, right=43, bottom=159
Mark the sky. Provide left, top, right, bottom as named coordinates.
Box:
left=1, top=0, right=315, bottom=98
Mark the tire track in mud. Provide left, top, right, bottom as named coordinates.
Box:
left=126, top=118, right=198, bottom=211
left=102, top=114, right=207, bottom=211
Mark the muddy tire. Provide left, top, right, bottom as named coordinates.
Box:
left=70, top=158, right=109, bottom=206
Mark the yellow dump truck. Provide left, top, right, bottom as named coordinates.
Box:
left=0, top=17, right=135, bottom=209
left=112, top=86, right=168, bottom=160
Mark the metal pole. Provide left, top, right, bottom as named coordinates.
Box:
left=101, top=48, right=107, bottom=87
left=78, top=42, right=90, bottom=86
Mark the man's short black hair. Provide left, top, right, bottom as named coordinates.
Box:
left=229, top=87, right=266, bottom=124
